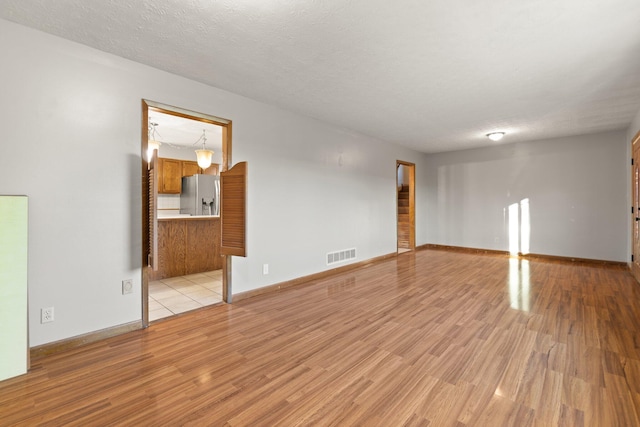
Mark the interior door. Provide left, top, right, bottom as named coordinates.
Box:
left=147, top=154, right=159, bottom=272
left=632, top=133, right=640, bottom=281
left=220, top=161, right=247, bottom=257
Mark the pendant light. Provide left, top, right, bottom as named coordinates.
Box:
left=147, top=122, right=161, bottom=161
left=194, top=129, right=214, bottom=169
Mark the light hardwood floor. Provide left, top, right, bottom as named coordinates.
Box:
left=2, top=249, right=639, bottom=426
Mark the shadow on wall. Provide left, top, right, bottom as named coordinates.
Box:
left=129, top=153, right=142, bottom=271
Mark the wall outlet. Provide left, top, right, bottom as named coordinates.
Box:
left=262, top=264, right=269, bottom=275
left=122, top=279, right=133, bottom=295
left=41, top=307, right=54, bottom=323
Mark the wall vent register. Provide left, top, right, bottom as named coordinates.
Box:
left=327, top=248, right=356, bottom=265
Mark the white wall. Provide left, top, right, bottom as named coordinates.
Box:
left=424, top=131, right=628, bottom=262
left=397, top=164, right=410, bottom=187
left=628, top=108, right=640, bottom=144
left=0, top=19, right=428, bottom=346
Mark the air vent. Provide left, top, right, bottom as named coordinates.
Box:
left=326, top=248, right=356, bottom=265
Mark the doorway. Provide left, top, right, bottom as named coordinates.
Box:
left=141, top=100, right=232, bottom=327
left=632, top=131, right=640, bottom=282
left=397, top=161, right=415, bottom=253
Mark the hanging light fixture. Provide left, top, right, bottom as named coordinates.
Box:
left=147, top=122, right=161, bottom=161
left=194, top=129, right=214, bottom=169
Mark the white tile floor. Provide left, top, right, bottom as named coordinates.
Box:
left=149, top=270, right=223, bottom=321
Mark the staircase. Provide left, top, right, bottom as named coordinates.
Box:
left=397, top=185, right=411, bottom=249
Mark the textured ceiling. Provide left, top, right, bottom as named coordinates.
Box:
left=2, top=0, right=640, bottom=153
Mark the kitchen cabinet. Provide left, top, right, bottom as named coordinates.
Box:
left=157, top=157, right=220, bottom=194
left=202, top=163, right=219, bottom=175
left=182, top=160, right=201, bottom=178
left=157, top=158, right=182, bottom=194
left=149, top=217, right=223, bottom=280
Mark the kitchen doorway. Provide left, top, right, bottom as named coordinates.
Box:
left=397, top=161, right=415, bottom=253
left=141, top=100, right=232, bottom=327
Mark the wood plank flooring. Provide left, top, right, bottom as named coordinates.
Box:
left=2, top=250, right=640, bottom=426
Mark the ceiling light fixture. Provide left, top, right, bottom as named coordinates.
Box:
left=486, top=132, right=506, bottom=142
left=194, top=130, right=214, bottom=169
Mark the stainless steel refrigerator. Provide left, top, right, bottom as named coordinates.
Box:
left=180, top=174, right=220, bottom=216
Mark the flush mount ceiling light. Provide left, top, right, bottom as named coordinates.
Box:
left=194, top=130, right=214, bottom=169
left=486, top=132, right=506, bottom=142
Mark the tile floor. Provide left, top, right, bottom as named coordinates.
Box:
left=149, top=270, right=223, bottom=321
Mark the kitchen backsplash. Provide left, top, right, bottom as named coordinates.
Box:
left=158, top=194, right=180, bottom=216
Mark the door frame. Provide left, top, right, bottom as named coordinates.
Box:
left=631, top=130, right=640, bottom=282
left=396, top=160, right=416, bottom=252
left=141, top=100, right=232, bottom=327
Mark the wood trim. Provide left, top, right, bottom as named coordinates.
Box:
left=630, top=132, right=640, bottom=282
left=222, top=124, right=232, bottom=173
left=423, top=244, right=628, bottom=268
left=422, top=244, right=510, bottom=257
left=631, top=262, right=640, bottom=281
left=233, top=252, right=397, bottom=303
left=141, top=101, right=150, bottom=327
left=221, top=123, right=232, bottom=302
left=524, top=252, right=628, bottom=268
left=144, top=100, right=231, bottom=126
left=30, top=321, right=142, bottom=361
left=396, top=160, right=416, bottom=250
left=631, top=135, right=634, bottom=277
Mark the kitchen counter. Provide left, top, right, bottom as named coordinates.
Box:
left=158, top=214, right=220, bottom=220
left=149, top=215, right=223, bottom=280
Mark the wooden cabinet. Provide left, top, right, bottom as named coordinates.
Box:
left=182, top=161, right=201, bottom=178
left=202, top=163, right=219, bottom=175
left=157, top=158, right=182, bottom=194
left=157, top=158, right=220, bottom=194
left=186, top=219, right=220, bottom=274
left=149, top=218, right=223, bottom=280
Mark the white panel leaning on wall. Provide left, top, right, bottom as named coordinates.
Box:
left=0, top=195, right=29, bottom=381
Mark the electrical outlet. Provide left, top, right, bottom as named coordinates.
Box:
left=41, top=307, right=54, bottom=323
left=122, top=279, right=133, bottom=295
left=262, top=264, right=269, bottom=275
